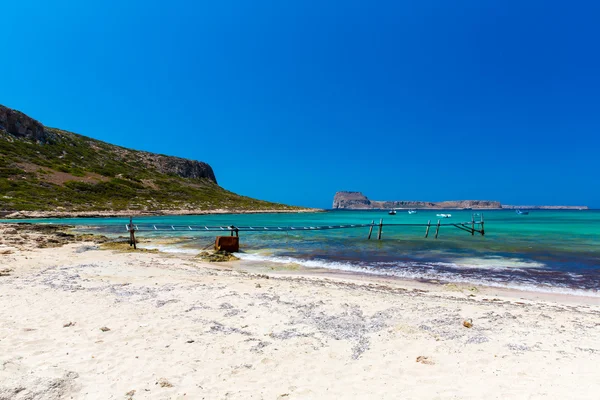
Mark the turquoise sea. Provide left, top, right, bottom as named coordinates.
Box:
left=4, top=210, right=600, bottom=296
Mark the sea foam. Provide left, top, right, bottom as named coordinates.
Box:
left=236, top=252, right=600, bottom=298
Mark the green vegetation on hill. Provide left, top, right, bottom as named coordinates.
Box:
left=0, top=125, right=297, bottom=213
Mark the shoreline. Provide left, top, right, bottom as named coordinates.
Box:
left=234, top=254, right=600, bottom=301
left=3, top=222, right=597, bottom=300
left=2, top=220, right=598, bottom=304
left=202, top=250, right=600, bottom=303
left=1, top=223, right=599, bottom=398
left=0, top=207, right=323, bottom=220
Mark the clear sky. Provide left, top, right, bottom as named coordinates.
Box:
left=3, top=0, right=599, bottom=208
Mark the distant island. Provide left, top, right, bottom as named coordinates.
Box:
left=0, top=104, right=315, bottom=218
left=333, top=191, right=588, bottom=210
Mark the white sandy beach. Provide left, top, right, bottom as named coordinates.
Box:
left=0, top=225, right=599, bottom=399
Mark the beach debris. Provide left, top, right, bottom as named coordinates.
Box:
left=156, top=378, right=173, bottom=388
left=101, top=241, right=157, bottom=252
left=269, top=329, right=314, bottom=341
left=466, top=335, right=489, bottom=344
left=209, top=321, right=252, bottom=336
left=463, top=319, right=473, bottom=328
left=255, top=283, right=262, bottom=288
left=444, top=283, right=461, bottom=292
left=100, top=326, right=111, bottom=332
left=196, top=250, right=239, bottom=262
left=155, top=299, right=179, bottom=308
left=284, top=302, right=395, bottom=360
left=63, top=322, right=75, bottom=328
left=186, top=339, right=195, bottom=343
left=0, top=370, right=80, bottom=400
left=416, top=356, right=435, bottom=365
left=0, top=268, right=13, bottom=276
left=250, top=340, right=271, bottom=353
left=75, top=244, right=99, bottom=253
left=507, top=343, right=530, bottom=352
left=575, top=347, right=599, bottom=354
left=125, top=389, right=136, bottom=398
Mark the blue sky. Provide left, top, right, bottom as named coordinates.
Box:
left=3, top=0, right=599, bottom=208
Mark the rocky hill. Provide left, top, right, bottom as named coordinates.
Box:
left=0, top=104, right=303, bottom=216
left=332, top=192, right=587, bottom=210
left=333, top=192, right=501, bottom=209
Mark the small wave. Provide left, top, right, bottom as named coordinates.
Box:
left=236, top=253, right=600, bottom=298
left=138, top=244, right=199, bottom=254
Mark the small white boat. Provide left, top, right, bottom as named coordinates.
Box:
left=436, top=213, right=452, bottom=218
left=388, top=209, right=397, bottom=215
left=408, top=209, right=417, bottom=215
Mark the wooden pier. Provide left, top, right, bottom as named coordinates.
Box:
left=123, top=213, right=485, bottom=249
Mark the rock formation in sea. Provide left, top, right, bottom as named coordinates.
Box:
left=332, top=191, right=373, bottom=209
left=332, top=192, right=587, bottom=210
left=333, top=191, right=502, bottom=209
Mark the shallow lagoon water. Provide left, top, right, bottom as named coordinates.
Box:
left=5, top=209, right=599, bottom=296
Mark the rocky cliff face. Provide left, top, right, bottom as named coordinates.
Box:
left=333, top=192, right=502, bottom=209
left=118, top=151, right=217, bottom=183
left=0, top=105, right=47, bottom=142
left=155, top=156, right=216, bottom=182
left=332, top=191, right=372, bottom=209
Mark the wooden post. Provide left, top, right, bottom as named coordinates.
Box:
left=471, top=214, right=475, bottom=236
left=434, top=220, right=441, bottom=239
left=377, top=219, right=383, bottom=240
left=425, top=220, right=431, bottom=238
left=129, top=216, right=136, bottom=249
left=367, top=220, right=374, bottom=240
left=480, top=214, right=485, bottom=236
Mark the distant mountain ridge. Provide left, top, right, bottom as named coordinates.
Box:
left=333, top=191, right=588, bottom=210
left=0, top=104, right=303, bottom=215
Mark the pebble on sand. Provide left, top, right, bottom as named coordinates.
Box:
left=416, top=356, right=435, bottom=365
left=157, top=378, right=173, bottom=388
